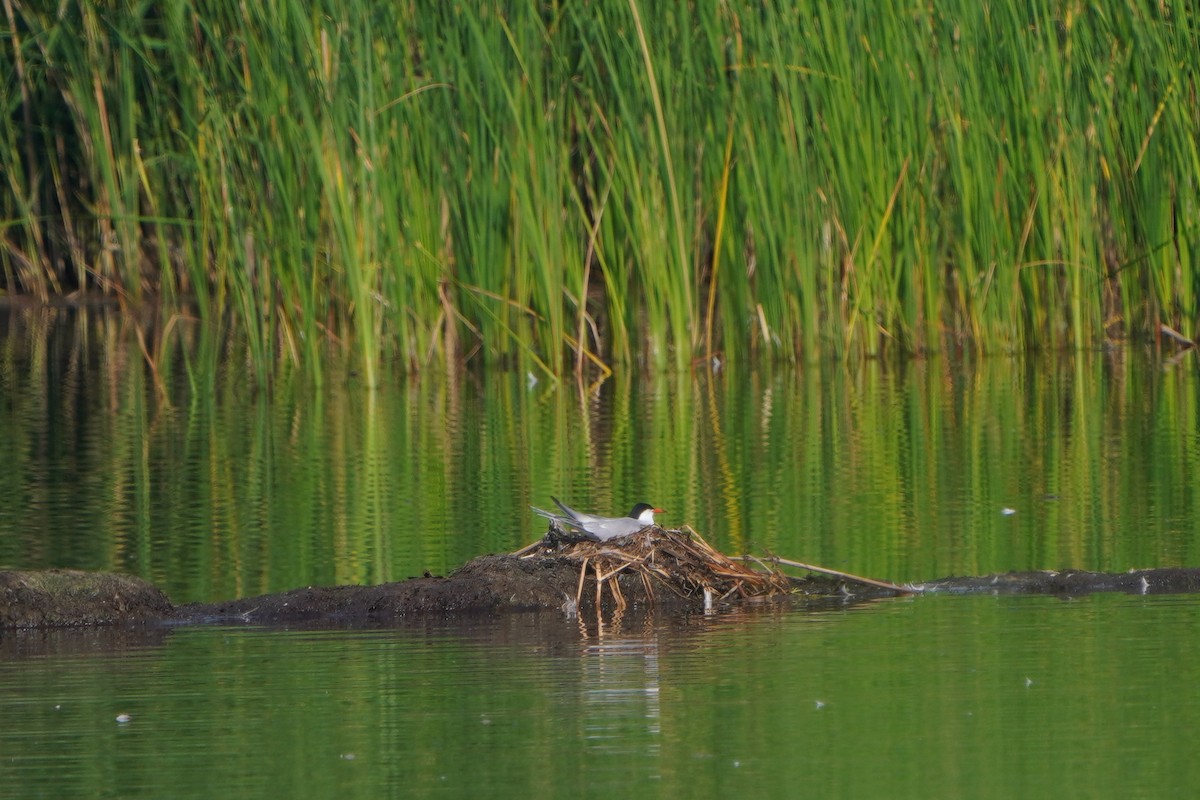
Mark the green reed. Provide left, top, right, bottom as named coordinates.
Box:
left=2, top=1, right=1197, bottom=378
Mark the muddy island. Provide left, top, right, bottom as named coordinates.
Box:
left=5, top=527, right=1200, bottom=629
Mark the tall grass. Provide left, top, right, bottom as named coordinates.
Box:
left=2, top=1, right=1198, bottom=378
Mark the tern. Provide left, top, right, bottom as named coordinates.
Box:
left=531, top=497, right=665, bottom=542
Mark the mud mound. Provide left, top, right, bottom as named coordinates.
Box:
left=0, top=569, right=173, bottom=628
left=175, top=554, right=587, bottom=625
left=915, top=567, right=1200, bottom=596
left=11, top=539, right=1200, bottom=630
left=173, top=527, right=794, bottom=625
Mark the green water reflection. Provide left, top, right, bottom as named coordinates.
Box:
left=5, top=308, right=1200, bottom=798
left=3, top=595, right=1199, bottom=799
left=3, top=308, right=1199, bottom=603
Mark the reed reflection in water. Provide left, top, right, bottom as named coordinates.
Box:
left=2, top=306, right=1199, bottom=606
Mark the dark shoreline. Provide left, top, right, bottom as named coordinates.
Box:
left=5, top=556, right=1200, bottom=630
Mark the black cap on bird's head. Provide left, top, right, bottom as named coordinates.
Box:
left=628, top=503, right=665, bottom=523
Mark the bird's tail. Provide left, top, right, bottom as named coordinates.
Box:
left=530, top=505, right=558, bottom=521
left=550, top=496, right=575, bottom=517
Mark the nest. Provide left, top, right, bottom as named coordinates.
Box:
left=519, top=525, right=794, bottom=610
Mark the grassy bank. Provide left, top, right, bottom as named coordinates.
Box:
left=2, top=2, right=1197, bottom=380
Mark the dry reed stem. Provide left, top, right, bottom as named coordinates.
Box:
left=575, top=557, right=590, bottom=609
left=737, top=554, right=913, bottom=594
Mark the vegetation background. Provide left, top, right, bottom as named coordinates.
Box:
left=3, top=2, right=1197, bottom=384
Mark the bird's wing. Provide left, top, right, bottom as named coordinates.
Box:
left=551, top=497, right=595, bottom=523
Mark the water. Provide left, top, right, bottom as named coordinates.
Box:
left=4, top=596, right=1200, bottom=799
left=4, top=307, right=1200, bottom=797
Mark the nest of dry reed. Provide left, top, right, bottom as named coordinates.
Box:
left=519, top=525, right=794, bottom=610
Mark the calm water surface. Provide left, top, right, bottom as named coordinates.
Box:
left=3, top=308, right=1200, bottom=797
left=3, top=595, right=1199, bottom=799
